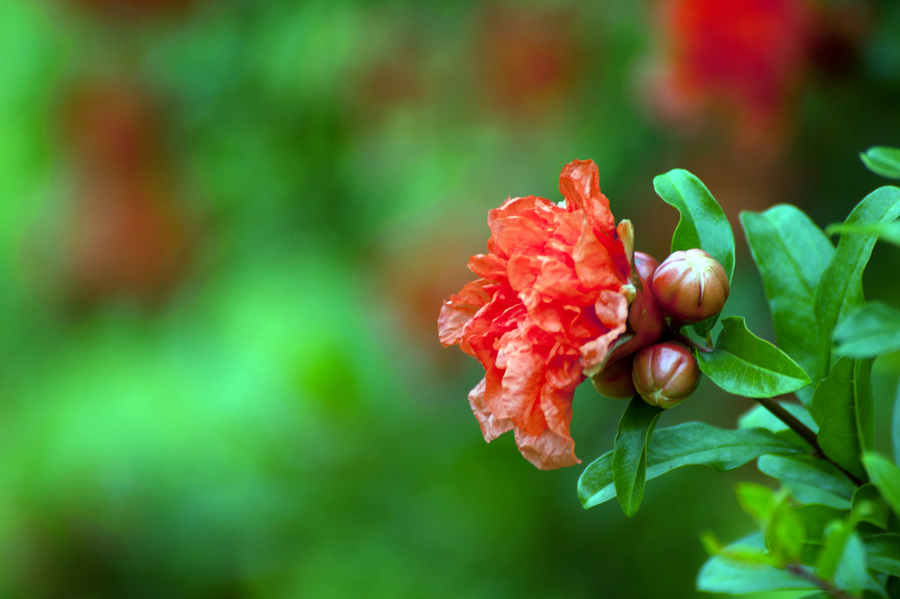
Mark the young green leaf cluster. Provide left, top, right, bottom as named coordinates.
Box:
left=580, top=146, right=900, bottom=598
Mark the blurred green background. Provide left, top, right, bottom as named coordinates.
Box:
left=1, top=0, right=899, bottom=597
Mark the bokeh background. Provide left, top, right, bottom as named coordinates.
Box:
left=2, top=0, right=900, bottom=597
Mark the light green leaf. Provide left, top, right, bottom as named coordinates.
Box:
left=832, top=531, right=871, bottom=595
left=653, top=168, right=735, bottom=337
left=579, top=422, right=804, bottom=509
left=697, top=316, right=812, bottom=398
left=766, top=493, right=805, bottom=563
left=741, top=206, right=834, bottom=405
left=738, top=402, right=818, bottom=435
left=817, top=520, right=852, bottom=582
left=735, top=482, right=777, bottom=523
left=825, top=221, right=900, bottom=247
left=758, top=454, right=857, bottom=502
left=862, top=452, right=900, bottom=519
left=893, top=384, right=900, bottom=466
left=833, top=302, right=900, bottom=358
left=612, top=397, right=663, bottom=516
left=810, top=357, right=874, bottom=482
left=697, top=534, right=819, bottom=594
left=861, top=146, right=900, bottom=179
left=815, top=186, right=900, bottom=367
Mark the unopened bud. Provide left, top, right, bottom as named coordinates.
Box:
left=632, top=342, right=700, bottom=409
left=651, top=249, right=729, bottom=324
left=608, top=252, right=666, bottom=362
left=591, top=355, right=636, bottom=400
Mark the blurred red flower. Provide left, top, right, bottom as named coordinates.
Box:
left=647, top=0, right=814, bottom=149
left=438, top=160, right=633, bottom=469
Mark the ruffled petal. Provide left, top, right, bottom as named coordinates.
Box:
left=514, top=427, right=580, bottom=470
left=438, top=279, right=492, bottom=346
left=468, top=378, right=513, bottom=442
left=579, top=290, right=630, bottom=376
left=558, top=160, right=615, bottom=234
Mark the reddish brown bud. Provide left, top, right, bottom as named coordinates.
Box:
left=608, top=252, right=666, bottom=363
left=632, top=342, right=700, bottom=409
left=591, top=355, right=636, bottom=399
left=651, top=249, right=729, bottom=324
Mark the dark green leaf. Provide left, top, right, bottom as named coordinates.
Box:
left=697, top=534, right=819, bottom=594
left=815, top=186, right=900, bottom=367
left=612, top=397, right=663, bottom=516
left=810, top=357, right=874, bottom=482
left=741, top=206, right=834, bottom=405
left=861, top=146, right=900, bottom=179
left=852, top=484, right=890, bottom=529
left=697, top=316, right=812, bottom=398
left=653, top=168, right=735, bottom=337
left=864, top=533, right=900, bottom=576
left=862, top=452, right=900, bottom=519
left=579, top=422, right=804, bottom=509
left=758, top=454, right=857, bottom=502
left=834, top=302, right=900, bottom=358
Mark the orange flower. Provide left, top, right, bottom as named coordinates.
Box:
left=438, top=160, right=633, bottom=469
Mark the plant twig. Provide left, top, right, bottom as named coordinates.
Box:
left=755, top=396, right=864, bottom=487
left=785, top=563, right=858, bottom=599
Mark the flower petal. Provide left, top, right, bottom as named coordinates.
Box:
left=558, top=159, right=615, bottom=234
left=514, top=427, right=580, bottom=470
left=468, top=377, right=513, bottom=442
left=438, top=279, right=492, bottom=346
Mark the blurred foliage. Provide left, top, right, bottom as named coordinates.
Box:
left=0, top=0, right=899, bottom=597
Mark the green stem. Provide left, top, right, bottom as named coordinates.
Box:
left=755, top=396, right=864, bottom=487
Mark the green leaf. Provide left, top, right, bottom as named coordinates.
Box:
left=830, top=530, right=871, bottom=595
left=851, top=484, right=890, bottom=529
left=893, top=386, right=900, bottom=466
left=817, top=520, right=853, bottom=582
left=825, top=221, right=900, bottom=247
left=741, top=206, right=834, bottom=405
left=863, top=533, right=900, bottom=576
left=862, top=452, right=900, bottom=519
left=735, top=482, right=777, bottom=523
left=815, top=186, right=900, bottom=367
left=833, top=302, right=900, bottom=358
left=810, top=357, right=874, bottom=482
left=861, top=146, right=900, bottom=179
left=697, top=316, right=812, bottom=398
left=697, top=534, right=819, bottom=594
left=738, top=402, right=818, bottom=435
left=758, top=454, right=857, bottom=502
left=579, top=422, right=804, bottom=509
left=612, top=397, right=663, bottom=516
left=653, top=168, right=735, bottom=337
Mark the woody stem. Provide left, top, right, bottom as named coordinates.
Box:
left=755, top=396, right=864, bottom=487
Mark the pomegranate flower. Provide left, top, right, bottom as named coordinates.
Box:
left=438, top=160, right=634, bottom=469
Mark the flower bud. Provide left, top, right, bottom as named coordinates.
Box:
left=632, top=342, right=700, bottom=409
left=591, top=355, right=636, bottom=400
left=608, top=252, right=666, bottom=362
left=651, top=249, right=729, bottom=324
